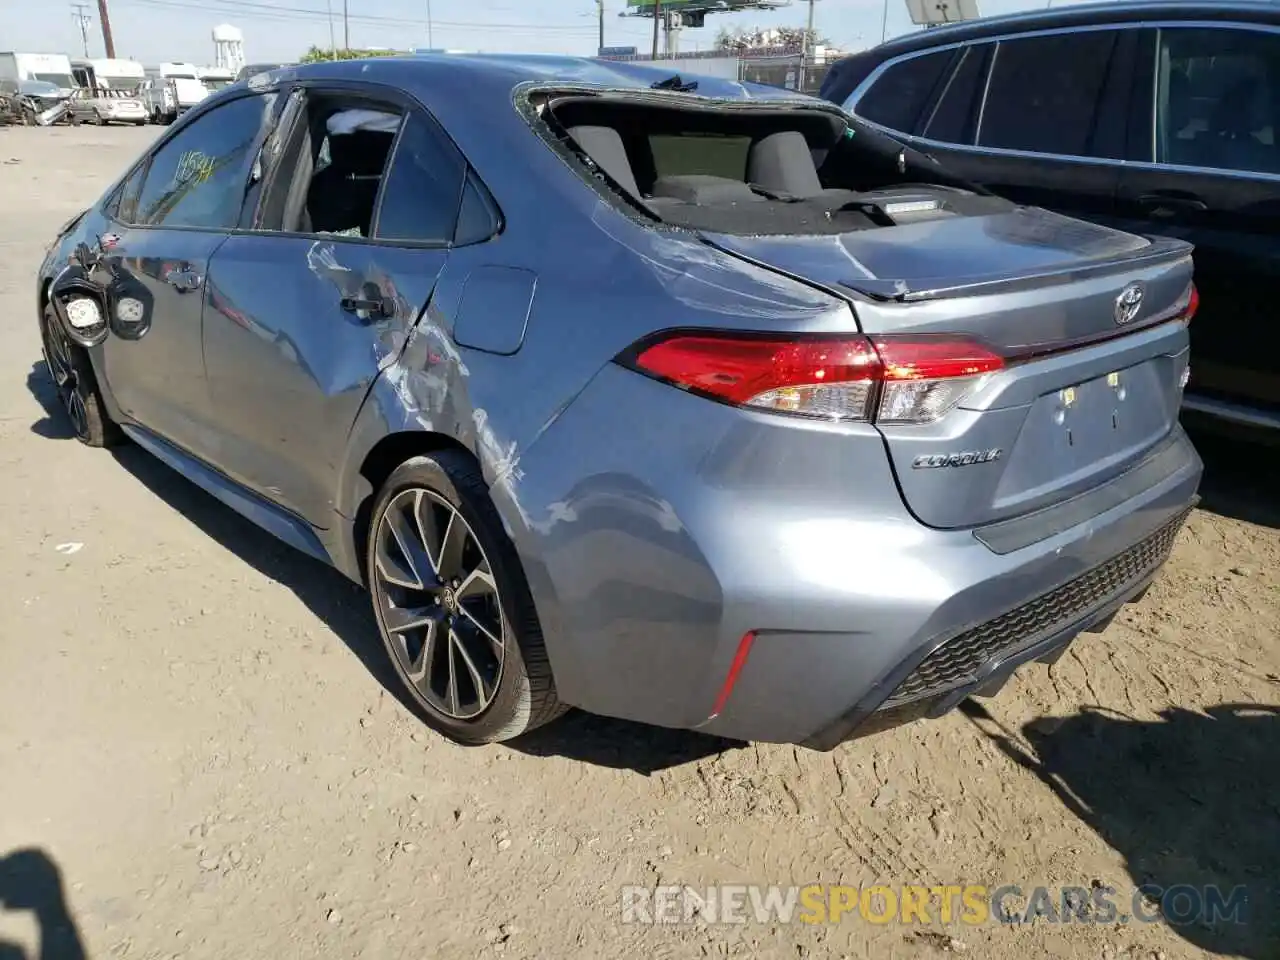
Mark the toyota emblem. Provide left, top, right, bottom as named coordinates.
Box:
left=1114, top=282, right=1145, bottom=326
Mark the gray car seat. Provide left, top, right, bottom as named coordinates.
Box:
left=566, top=125, right=642, bottom=198
left=746, top=130, right=859, bottom=205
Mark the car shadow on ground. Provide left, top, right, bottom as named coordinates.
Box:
left=961, top=700, right=1279, bottom=957
left=24, top=361, right=737, bottom=774
left=0, top=848, right=86, bottom=960
left=113, top=441, right=736, bottom=773
left=25, top=365, right=77, bottom=442
left=508, top=711, right=741, bottom=774
left=1185, top=421, right=1280, bottom=530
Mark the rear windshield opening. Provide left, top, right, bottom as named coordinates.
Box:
left=536, top=93, right=1010, bottom=235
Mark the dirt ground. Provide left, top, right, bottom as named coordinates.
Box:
left=0, top=125, right=1277, bottom=960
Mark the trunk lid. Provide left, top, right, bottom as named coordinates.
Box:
left=705, top=207, right=1197, bottom=530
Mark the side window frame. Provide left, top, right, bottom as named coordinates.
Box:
left=1127, top=27, right=1161, bottom=163
left=254, top=78, right=502, bottom=248
left=263, top=82, right=409, bottom=242
left=244, top=85, right=307, bottom=230
left=1142, top=23, right=1280, bottom=177
left=850, top=25, right=1147, bottom=167
left=105, top=89, right=284, bottom=231
left=918, top=41, right=993, bottom=144
left=975, top=29, right=1120, bottom=158
left=852, top=48, right=959, bottom=135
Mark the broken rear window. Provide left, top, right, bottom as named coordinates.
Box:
left=531, top=90, right=1005, bottom=236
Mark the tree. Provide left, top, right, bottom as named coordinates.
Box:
left=715, top=25, right=832, bottom=53
left=298, top=46, right=403, bottom=63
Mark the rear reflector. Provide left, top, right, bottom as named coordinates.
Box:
left=621, top=332, right=1003, bottom=424
left=708, top=630, right=757, bottom=720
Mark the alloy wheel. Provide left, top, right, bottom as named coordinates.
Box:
left=373, top=487, right=506, bottom=720
left=42, top=318, right=89, bottom=439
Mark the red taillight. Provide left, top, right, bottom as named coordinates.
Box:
left=623, top=332, right=1004, bottom=424
left=872, top=338, right=1005, bottom=381
left=1185, top=282, right=1199, bottom=323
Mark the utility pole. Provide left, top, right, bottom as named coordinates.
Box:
left=71, top=2, right=93, bottom=57
left=96, top=0, right=116, bottom=58
left=426, top=0, right=434, bottom=48
left=799, top=0, right=816, bottom=92
left=597, top=0, right=604, bottom=54
left=326, top=0, right=337, bottom=58
left=651, top=0, right=661, bottom=59
left=343, top=0, right=349, bottom=50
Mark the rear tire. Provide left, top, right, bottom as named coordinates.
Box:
left=39, top=304, right=124, bottom=448
left=365, top=451, right=566, bottom=744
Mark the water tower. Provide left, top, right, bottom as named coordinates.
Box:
left=213, top=24, right=245, bottom=75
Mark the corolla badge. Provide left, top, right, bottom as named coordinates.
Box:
left=1114, top=282, right=1145, bottom=326
left=912, top=449, right=1002, bottom=469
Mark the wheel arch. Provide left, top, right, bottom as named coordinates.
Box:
left=348, top=430, right=476, bottom=582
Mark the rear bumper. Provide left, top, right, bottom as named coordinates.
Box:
left=799, top=499, right=1192, bottom=749
left=502, top=364, right=1204, bottom=748
left=697, top=449, right=1199, bottom=748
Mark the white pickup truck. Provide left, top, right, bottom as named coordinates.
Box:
left=141, top=61, right=208, bottom=124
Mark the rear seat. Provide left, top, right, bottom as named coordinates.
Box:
left=566, top=124, right=857, bottom=215
left=565, top=125, right=643, bottom=199
left=649, top=175, right=763, bottom=205
left=747, top=130, right=859, bottom=206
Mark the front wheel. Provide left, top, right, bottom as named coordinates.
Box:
left=40, top=305, right=123, bottom=448
left=365, top=451, right=566, bottom=744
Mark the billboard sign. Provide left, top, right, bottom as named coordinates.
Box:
left=625, top=0, right=788, bottom=11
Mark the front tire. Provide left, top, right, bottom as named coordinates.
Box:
left=39, top=304, right=123, bottom=448
left=365, top=451, right=565, bottom=744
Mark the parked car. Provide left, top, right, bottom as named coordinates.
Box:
left=1, top=78, right=64, bottom=110
left=36, top=56, right=1201, bottom=749
left=68, top=87, right=148, bottom=126
left=822, top=0, right=1280, bottom=436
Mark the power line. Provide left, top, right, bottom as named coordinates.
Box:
left=113, top=0, right=632, bottom=32
left=71, top=2, right=94, bottom=56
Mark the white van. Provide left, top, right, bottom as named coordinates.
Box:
left=197, top=66, right=236, bottom=92
left=141, top=61, right=208, bottom=124
left=0, top=52, right=77, bottom=99
left=72, top=57, right=146, bottom=94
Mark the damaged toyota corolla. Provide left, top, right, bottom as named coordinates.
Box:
left=35, top=55, right=1203, bottom=748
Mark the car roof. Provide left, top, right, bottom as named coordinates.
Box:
left=853, top=0, right=1280, bottom=60
left=263, top=53, right=806, bottom=104
left=821, top=0, right=1280, bottom=103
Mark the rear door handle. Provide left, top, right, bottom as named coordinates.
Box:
left=163, top=265, right=203, bottom=292
left=1137, top=193, right=1208, bottom=216
left=340, top=295, right=396, bottom=319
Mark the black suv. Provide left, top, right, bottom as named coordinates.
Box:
left=822, top=0, right=1280, bottom=435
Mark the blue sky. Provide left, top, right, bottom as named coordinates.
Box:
left=1, top=0, right=1074, bottom=66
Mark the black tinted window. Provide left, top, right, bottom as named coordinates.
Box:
left=1157, top=27, right=1280, bottom=175
left=134, top=94, right=274, bottom=228
left=455, top=172, right=500, bottom=245
left=374, top=113, right=466, bottom=243
left=978, top=32, right=1117, bottom=155
left=856, top=50, right=954, bottom=133
left=922, top=43, right=988, bottom=144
